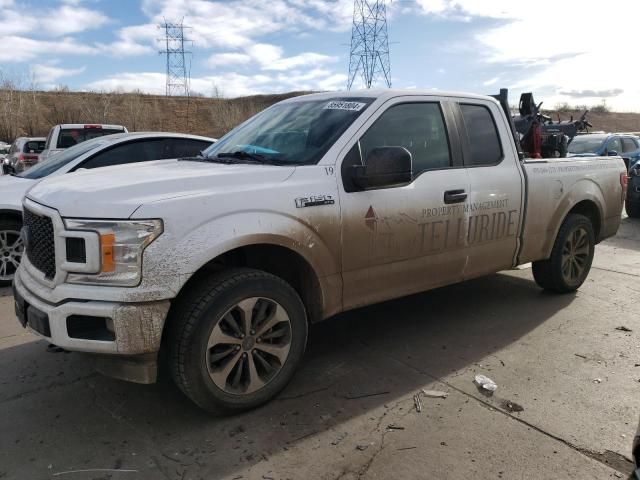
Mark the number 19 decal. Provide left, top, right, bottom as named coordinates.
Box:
left=324, top=166, right=335, bottom=176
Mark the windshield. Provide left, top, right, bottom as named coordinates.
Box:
left=201, top=98, right=374, bottom=165
left=568, top=136, right=606, bottom=154
left=18, top=137, right=107, bottom=179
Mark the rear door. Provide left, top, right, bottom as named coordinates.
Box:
left=454, top=100, right=524, bottom=279
left=338, top=96, right=470, bottom=310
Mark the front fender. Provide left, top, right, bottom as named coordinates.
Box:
left=142, top=209, right=341, bottom=287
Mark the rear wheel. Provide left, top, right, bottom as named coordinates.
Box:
left=168, top=268, right=308, bottom=413
left=0, top=218, right=23, bottom=286
left=532, top=214, right=595, bottom=293
left=626, top=201, right=640, bottom=218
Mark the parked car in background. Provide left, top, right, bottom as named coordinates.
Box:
left=2, top=137, right=46, bottom=174
left=627, top=159, right=640, bottom=218
left=39, top=124, right=128, bottom=162
left=0, top=132, right=216, bottom=285
left=0, top=142, right=10, bottom=160
left=568, top=133, right=640, bottom=169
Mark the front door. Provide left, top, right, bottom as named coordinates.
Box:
left=338, top=97, right=471, bottom=311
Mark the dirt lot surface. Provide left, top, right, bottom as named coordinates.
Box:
left=0, top=217, right=638, bottom=480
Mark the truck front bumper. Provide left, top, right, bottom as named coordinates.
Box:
left=13, top=268, right=171, bottom=383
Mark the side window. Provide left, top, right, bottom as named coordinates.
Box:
left=359, top=102, right=451, bottom=177
left=607, top=137, right=622, bottom=154
left=622, top=138, right=638, bottom=153
left=168, top=139, right=213, bottom=158
left=80, top=139, right=166, bottom=169
left=459, top=104, right=503, bottom=166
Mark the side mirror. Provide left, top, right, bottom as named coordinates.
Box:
left=608, top=150, right=619, bottom=156
left=351, top=146, right=412, bottom=190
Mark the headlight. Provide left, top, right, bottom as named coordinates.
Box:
left=63, top=219, right=163, bottom=286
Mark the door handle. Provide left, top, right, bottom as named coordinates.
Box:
left=443, top=189, right=467, bottom=204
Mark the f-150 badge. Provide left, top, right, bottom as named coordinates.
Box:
left=295, top=195, right=335, bottom=208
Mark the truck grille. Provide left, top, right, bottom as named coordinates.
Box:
left=23, top=208, right=56, bottom=279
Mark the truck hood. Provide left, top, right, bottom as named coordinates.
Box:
left=0, top=175, right=37, bottom=210
left=26, top=159, right=295, bottom=218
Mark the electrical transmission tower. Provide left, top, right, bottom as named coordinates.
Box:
left=347, top=0, right=391, bottom=90
left=159, top=19, right=192, bottom=96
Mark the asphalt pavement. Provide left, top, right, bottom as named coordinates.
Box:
left=0, top=217, right=638, bottom=480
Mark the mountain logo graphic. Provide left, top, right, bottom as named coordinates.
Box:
left=365, top=206, right=377, bottom=230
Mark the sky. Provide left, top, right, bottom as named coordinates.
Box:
left=1, top=0, right=639, bottom=111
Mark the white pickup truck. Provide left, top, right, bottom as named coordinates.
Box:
left=39, top=123, right=127, bottom=161
left=13, top=89, right=627, bottom=412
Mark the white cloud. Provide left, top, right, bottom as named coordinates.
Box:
left=31, top=64, right=86, bottom=84
left=208, top=53, right=252, bottom=67
left=414, top=0, right=640, bottom=110
left=84, top=67, right=347, bottom=98
left=207, top=43, right=337, bottom=73
left=138, top=0, right=354, bottom=51
left=43, top=4, right=109, bottom=36
left=0, top=36, right=98, bottom=62
left=483, top=77, right=500, bottom=87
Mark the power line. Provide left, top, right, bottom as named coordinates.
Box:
left=158, top=18, right=192, bottom=97
left=347, top=0, right=392, bottom=90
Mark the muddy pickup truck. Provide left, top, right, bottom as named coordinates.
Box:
left=13, top=89, right=627, bottom=412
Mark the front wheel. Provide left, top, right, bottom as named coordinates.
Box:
left=0, top=218, right=24, bottom=286
left=168, top=268, right=308, bottom=413
left=532, top=214, right=595, bottom=293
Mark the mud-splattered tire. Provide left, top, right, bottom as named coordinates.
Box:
left=626, top=201, right=640, bottom=218
left=167, top=268, right=308, bottom=413
left=0, top=217, right=24, bottom=287
left=532, top=213, right=595, bottom=293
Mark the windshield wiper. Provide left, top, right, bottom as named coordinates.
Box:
left=180, top=151, right=286, bottom=165
left=216, top=151, right=266, bottom=162
left=215, top=151, right=286, bottom=165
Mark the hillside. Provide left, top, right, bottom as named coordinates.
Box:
left=542, top=109, right=640, bottom=135
left=1, top=89, right=639, bottom=143
left=0, top=90, right=311, bottom=143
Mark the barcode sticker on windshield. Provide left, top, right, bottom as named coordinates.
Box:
left=324, top=101, right=366, bottom=111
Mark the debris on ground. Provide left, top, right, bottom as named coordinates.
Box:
left=397, top=446, right=416, bottom=451
left=474, top=374, right=498, bottom=393
left=500, top=400, right=525, bottom=413
left=344, top=390, right=390, bottom=400
left=574, top=353, right=588, bottom=359
left=331, top=432, right=348, bottom=446
left=356, top=444, right=372, bottom=451
left=421, top=389, right=449, bottom=399
left=413, top=394, right=422, bottom=413
left=615, top=326, right=632, bottom=332
left=387, top=424, right=405, bottom=431
left=593, top=378, right=602, bottom=384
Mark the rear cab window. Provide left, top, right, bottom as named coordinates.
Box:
left=23, top=141, right=45, bottom=153
left=57, top=126, right=125, bottom=149
left=459, top=103, right=503, bottom=166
